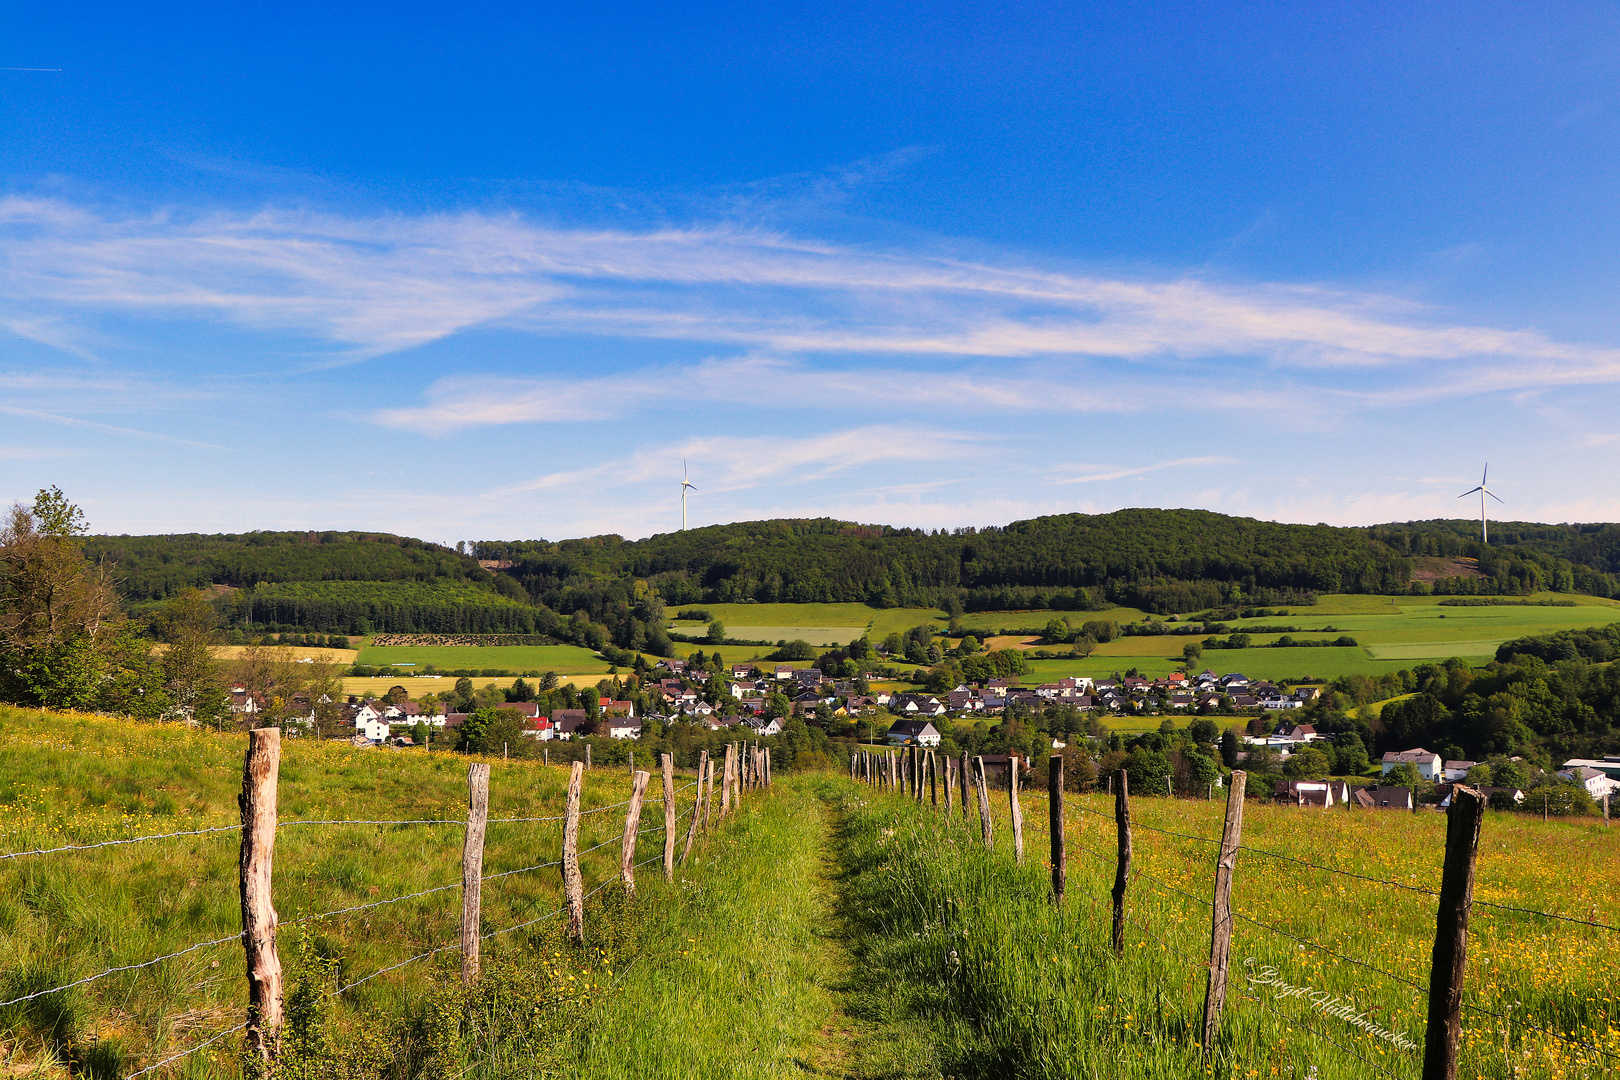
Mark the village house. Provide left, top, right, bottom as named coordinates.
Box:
left=1381, top=748, right=1443, bottom=781
left=885, top=719, right=942, bottom=747
left=1353, top=785, right=1416, bottom=810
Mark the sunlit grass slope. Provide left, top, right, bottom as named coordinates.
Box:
left=836, top=779, right=1620, bottom=1079
left=0, top=708, right=655, bottom=1076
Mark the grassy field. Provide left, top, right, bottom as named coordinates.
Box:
left=837, top=776, right=1620, bottom=1078
left=355, top=642, right=611, bottom=674
left=0, top=707, right=689, bottom=1077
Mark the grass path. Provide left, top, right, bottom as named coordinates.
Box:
left=565, top=779, right=939, bottom=1079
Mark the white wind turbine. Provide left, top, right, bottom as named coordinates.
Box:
left=680, top=461, right=697, bottom=531
left=1458, top=463, right=1504, bottom=544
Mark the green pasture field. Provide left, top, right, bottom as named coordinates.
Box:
left=355, top=642, right=611, bottom=674
left=671, top=622, right=862, bottom=646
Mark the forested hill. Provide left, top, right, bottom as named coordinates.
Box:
left=85, top=511, right=1620, bottom=635
left=475, top=509, right=1620, bottom=614
left=84, top=532, right=495, bottom=600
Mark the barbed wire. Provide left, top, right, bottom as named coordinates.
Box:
left=1227, top=909, right=1429, bottom=995
left=1472, top=899, right=1620, bottom=935
left=0, top=931, right=241, bottom=1010
left=123, top=1021, right=248, bottom=1080
left=1234, top=842, right=1442, bottom=897
left=0, top=824, right=239, bottom=860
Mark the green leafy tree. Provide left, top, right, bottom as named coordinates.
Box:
left=1182, top=641, right=1204, bottom=668
left=706, top=619, right=726, bottom=644
left=1283, top=745, right=1332, bottom=780
left=156, top=589, right=230, bottom=727
left=0, top=491, right=123, bottom=710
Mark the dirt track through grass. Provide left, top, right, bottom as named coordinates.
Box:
left=565, top=780, right=939, bottom=1080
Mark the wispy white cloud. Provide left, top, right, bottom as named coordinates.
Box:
left=7, top=196, right=1620, bottom=400
left=1048, top=456, right=1239, bottom=485
left=490, top=424, right=981, bottom=499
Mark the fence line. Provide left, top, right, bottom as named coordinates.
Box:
left=853, top=759, right=1619, bottom=1080
left=73, top=740, right=750, bottom=1079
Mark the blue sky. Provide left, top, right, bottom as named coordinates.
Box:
left=4, top=1, right=1620, bottom=543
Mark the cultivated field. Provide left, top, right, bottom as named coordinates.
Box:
left=355, top=642, right=611, bottom=674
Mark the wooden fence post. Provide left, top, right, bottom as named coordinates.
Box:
left=929, top=751, right=939, bottom=807
left=461, top=762, right=491, bottom=984
left=661, top=753, right=676, bottom=881
left=1201, top=769, right=1247, bottom=1053
left=1009, top=755, right=1025, bottom=865
left=681, top=750, right=708, bottom=865
left=563, top=760, right=585, bottom=945
left=959, top=751, right=970, bottom=820
left=620, top=769, right=650, bottom=895
left=943, top=755, right=953, bottom=814
left=1112, top=769, right=1131, bottom=956
left=720, top=745, right=734, bottom=816
left=585, top=742, right=592, bottom=770
left=703, top=755, right=715, bottom=831
left=239, top=727, right=283, bottom=1067
left=1049, top=755, right=1065, bottom=903
left=543, top=747, right=549, bottom=766
left=1423, top=785, right=1486, bottom=1080
left=974, top=756, right=993, bottom=849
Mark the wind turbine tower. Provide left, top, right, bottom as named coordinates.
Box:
left=1458, top=464, right=1504, bottom=544
left=680, top=461, right=697, bottom=531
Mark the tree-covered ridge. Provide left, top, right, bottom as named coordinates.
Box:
left=475, top=509, right=1475, bottom=613
left=84, top=531, right=492, bottom=601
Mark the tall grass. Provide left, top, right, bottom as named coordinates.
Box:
left=832, top=778, right=1620, bottom=1079
left=0, top=707, right=665, bottom=1077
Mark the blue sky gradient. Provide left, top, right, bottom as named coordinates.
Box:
left=4, top=2, right=1620, bottom=542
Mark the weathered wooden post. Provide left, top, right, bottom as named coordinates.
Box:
left=1201, top=770, right=1247, bottom=1053
left=929, top=751, right=939, bottom=807
left=239, top=727, right=283, bottom=1067
left=461, top=762, right=491, bottom=984
left=703, top=755, right=715, bottom=830
left=661, top=753, right=677, bottom=881
left=563, top=760, right=585, bottom=945
left=974, top=756, right=993, bottom=849
left=543, top=747, right=549, bottom=766
left=620, top=769, right=650, bottom=895
left=585, top=742, right=592, bottom=770
left=1049, top=754, right=1065, bottom=902
left=681, top=750, right=708, bottom=865
left=943, top=755, right=954, bottom=814
left=1423, top=785, right=1486, bottom=1080
left=765, top=748, right=771, bottom=787
left=959, top=751, right=970, bottom=820
left=1009, top=755, right=1025, bottom=865
left=1112, top=769, right=1132, bottom=956
left=721, top=744, right=734, bottom=816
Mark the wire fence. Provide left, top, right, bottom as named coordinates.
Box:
left=0, top=734, right=752, bottom=1080
left=853, top=746, right=1620, bottom=1080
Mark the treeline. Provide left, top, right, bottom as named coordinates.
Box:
left=474, top=509, right=1620, bottom=615
left=223, top=581, right=539, bottom=635
left=473, top=510, right=1413, bottom=614
left=84, top=531, right=493, bottom=600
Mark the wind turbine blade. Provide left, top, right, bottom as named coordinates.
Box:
left=1487, top=490, right=1504, bottom=504
left=1458, top=488, right=1482, bottom=498
left=1482, top=463, right=1488, bottom=485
